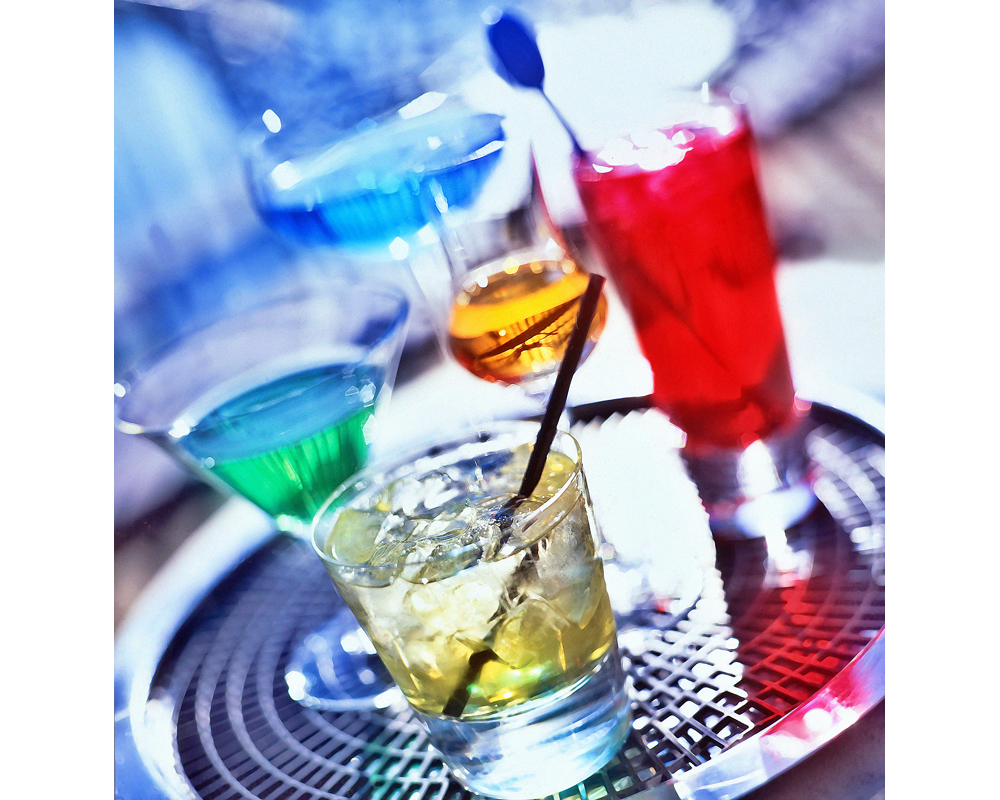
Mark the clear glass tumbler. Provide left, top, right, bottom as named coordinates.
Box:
left=312, top=421, right=631, bottom=799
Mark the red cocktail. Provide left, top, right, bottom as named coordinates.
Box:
left=572, top=95, right=795, bottom=453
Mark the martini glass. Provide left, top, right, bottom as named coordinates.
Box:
left=114, top=280, right=410, bottom=710
left=242, top=92, right=509, bottom=343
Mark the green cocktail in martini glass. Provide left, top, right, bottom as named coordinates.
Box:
left=115, top=280, right=409, bottom=708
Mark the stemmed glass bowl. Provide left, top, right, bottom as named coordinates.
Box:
left=115, top=279, right=410, bottom=709
left=442, top=153, right=608, bottom=405
left=241, top=91, right=510, bottom=342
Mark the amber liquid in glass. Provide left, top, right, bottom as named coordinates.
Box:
left=447, top=256, right=607, bottom=386
left=322, top=446, right=617, bottom=719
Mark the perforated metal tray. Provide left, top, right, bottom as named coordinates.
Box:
left=115, top=396, right=884, bottom=800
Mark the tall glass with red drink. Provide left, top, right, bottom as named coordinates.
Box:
left=571, top=90, right=813, bottom=531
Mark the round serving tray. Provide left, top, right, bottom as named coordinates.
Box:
left=115, top=394, right=884, bottom=800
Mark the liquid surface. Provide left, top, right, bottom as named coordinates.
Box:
left=256, top=110, right=504, bottom=248
left=173, top=364, right=384, bottom=527
left=448, top=257, right=607, bottom=386
left=574, top=116, right=794, bottom=449
left=323, top=445, right=617, bottom=719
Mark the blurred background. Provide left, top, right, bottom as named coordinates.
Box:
left=114, top=0, right=884, bottom=628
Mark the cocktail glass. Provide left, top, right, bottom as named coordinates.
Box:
left=570, top=88, right=816, bottom=536
left=312, top=420, right=631, bottom=799
left=242, top=91, right=508, bottom=342
left=444, top=152, right=608, bottom=404
left=114, top=279, right=410, bottom=709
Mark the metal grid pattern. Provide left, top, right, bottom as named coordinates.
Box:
left=141, top=404, right=884, bottom=800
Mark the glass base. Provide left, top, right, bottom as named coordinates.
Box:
left=416, top=644, right=631, bottom=799
left=681, top=411, right=818, bottom=539
left=284, top=608, right=401, bottom=711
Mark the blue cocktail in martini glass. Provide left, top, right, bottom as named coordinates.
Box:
left=244, top=92, right=508, bottom=315
left=246, top=95, right=505, bottom=250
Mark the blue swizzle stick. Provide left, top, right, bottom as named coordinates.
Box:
left=484, top=8, right=587, bottom=158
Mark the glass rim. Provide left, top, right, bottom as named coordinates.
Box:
left=113, top=278, right=410, bottom=435
left=311, top=420, right=585, bottom=572
left=570, top=85, right=748, bottom=166
left=453, top=243, right=572, bottom=292
left=242, top=93, right=507, bottom=173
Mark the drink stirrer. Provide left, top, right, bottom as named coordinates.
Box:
left=443, top=272, right=607, bottom=717
left=485, top=9, right=587, bottom=159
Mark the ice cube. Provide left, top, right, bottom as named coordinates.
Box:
left=402, top=571, right=501, bottom=640
left=531, top=503, right=594, bottom=583
left=397, top=496, right=529, bottom=584
left=492, top=597, right=568, bottom=669
left=393, top=634, right=472, bottom=697
left=328, top=508, right=387, bottom=563
left=508, top=501, right=602, bottom=626
left=385, top=475, right=428, bottom=516
left=392, top=468, right=471, bottom=516
left=368, top=514, right=421, bottom=566
left=546, top=579, right=601, bottom=627
left=400, top=537, right=480, bottom=584
left=423, top=505, right=479, bottom=540
left=394, top=505, right=480, bottom=583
